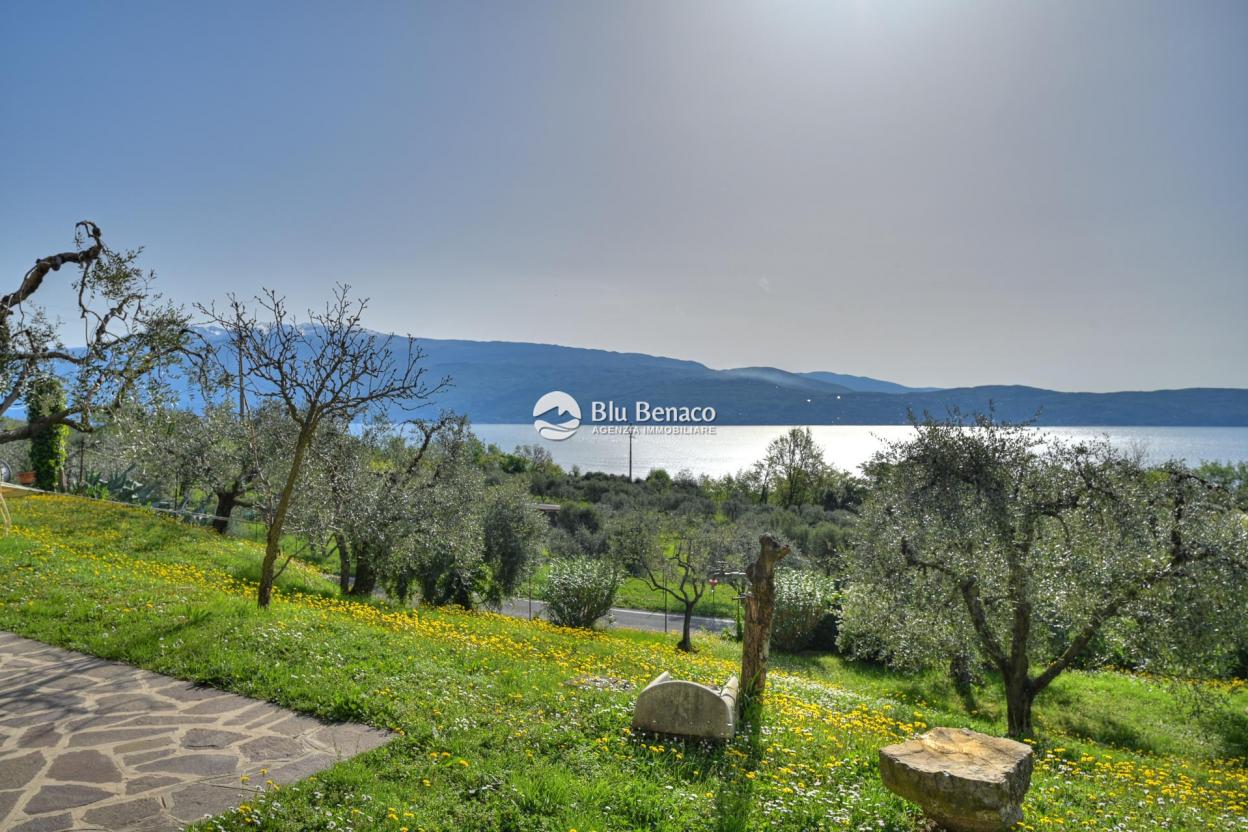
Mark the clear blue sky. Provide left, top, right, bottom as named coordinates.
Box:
left=2, top=1, right=1245, bottom=391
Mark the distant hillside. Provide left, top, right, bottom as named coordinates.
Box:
left=800, top=371, right=940, bottom=394
left=183, top=329, right=1248, bottom=426
left=719, top=367, right=854, bottom=394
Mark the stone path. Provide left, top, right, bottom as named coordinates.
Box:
left=0, top=632, right=391, bottom=831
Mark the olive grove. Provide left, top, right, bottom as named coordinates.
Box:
left=202, top=287, right=447, bottom=607
left=841, top=417, right=1248, bottom=737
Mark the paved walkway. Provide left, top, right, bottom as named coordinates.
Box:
left=0, top=632, right=391, bottom=832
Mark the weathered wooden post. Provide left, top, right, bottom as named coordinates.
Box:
left=739, top=534, right=789, bottom=719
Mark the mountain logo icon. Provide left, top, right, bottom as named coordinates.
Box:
left=532, top=391, right=582, bottom=441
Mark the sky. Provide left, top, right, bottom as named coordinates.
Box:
left=2, top=1, right=1245, bottom=392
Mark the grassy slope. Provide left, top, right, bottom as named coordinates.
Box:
left=0, top=492, right=1244, bottom=832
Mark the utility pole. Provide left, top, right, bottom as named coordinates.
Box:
left=662, top=558, right=669, bottom=633
left=628, top=424, right=635, bottom=480
left=237, top=333, right=246, bottom=418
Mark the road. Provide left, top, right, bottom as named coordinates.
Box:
left=497, top=597, right=734, bottom=634
left=318, top=571, right=736, bottom=635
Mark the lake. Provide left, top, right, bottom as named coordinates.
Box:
left=472, top=424, right=1248, bottom=478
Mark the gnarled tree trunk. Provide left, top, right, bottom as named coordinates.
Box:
left=740, top=535, right=789, bottom=719
left=212, top=485, right=242, bottom=535
left=1005, top=672, right=1036, bottom=738
left=349, top=547, right=378, bottom=597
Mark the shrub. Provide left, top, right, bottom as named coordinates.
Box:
left=542, top=558, right=620, bottom=629
left=771, top=569, right=839, bottom=652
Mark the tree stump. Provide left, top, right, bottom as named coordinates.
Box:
left=740, top=534, right=789, bottom=718
left=879, top=727, right=1034, bottom=831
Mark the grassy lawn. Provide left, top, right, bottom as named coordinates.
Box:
left=613, top=576, right=739, bottom=620
left=227, top=519, right=340, bottom=572
left=0, top=492, right=1245, bottom=831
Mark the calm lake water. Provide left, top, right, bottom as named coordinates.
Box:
left=472, top=424, right=1248, bottom=478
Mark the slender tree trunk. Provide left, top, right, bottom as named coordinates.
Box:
left=678, top=601, right=695, bottom=652
left=258, top=429, right=311, bottom=608
left=257, top=548, right=278, bottom=608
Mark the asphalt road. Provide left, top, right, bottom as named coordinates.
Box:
left=498, top=597, right=734, bottom=634
left=319, top=571, right=736, bottom=635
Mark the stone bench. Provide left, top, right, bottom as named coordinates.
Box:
left=879, top=727, right=1033, bottom=832
left=631, top=672, right=738, bottom=740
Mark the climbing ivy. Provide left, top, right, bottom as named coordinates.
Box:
left=26, top=376, right=68, bottom=491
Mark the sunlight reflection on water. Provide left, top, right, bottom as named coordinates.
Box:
left=471, top=425, right=1248, bottom=478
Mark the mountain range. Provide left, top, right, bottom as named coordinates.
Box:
left=185, top=328, right=1248, bottom=426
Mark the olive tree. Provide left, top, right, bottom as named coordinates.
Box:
left=113, top=401, right=260, bottom=529
left=203, top=286, right=447, bottom=607
left=1, top=221, right=189, bottom=444
left=479, top=481, right=547, bottom=608
left=616, top=512, right=747, bottom=652
left=319, top=414, right=481, bottom=602
left=842, top=417, right=1248, bottom=738
left=390, top=419, right=485, bottom=606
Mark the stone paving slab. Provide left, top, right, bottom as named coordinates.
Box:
left=0, top=632, right=392, bottom=831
